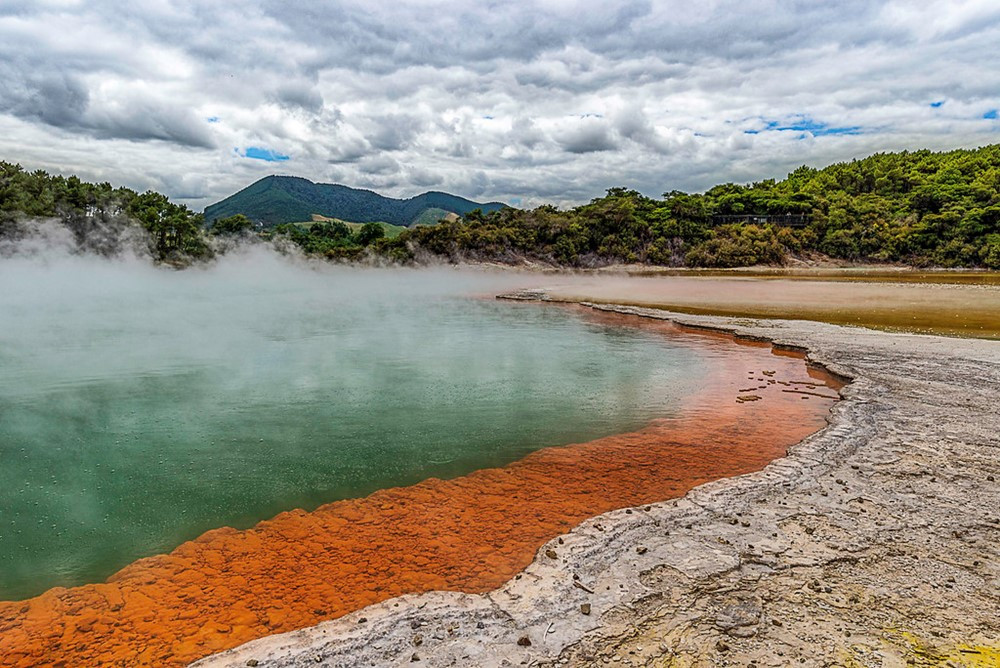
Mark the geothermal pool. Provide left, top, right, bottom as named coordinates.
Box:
left=0, top=253, right=711, bottom=600
left=0, top=253, right=840, bottom=667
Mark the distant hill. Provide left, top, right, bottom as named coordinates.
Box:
left=204, top=175, right=506, bottom=227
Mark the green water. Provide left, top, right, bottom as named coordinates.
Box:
left=0, top=253, right=707, bottom=600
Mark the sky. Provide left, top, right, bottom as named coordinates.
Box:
left=1, top=0, right=999, bottom=211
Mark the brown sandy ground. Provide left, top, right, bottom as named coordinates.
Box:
left=538, top=272, right=1000, bottom=339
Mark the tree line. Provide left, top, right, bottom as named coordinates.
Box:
left=3, top=144, right=1000, bottom=268
left=0, top=162, right=211, bottom=262
left=366, top=145, right=1000, bottom=269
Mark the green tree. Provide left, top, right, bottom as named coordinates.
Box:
left=354, top=222, right=385, bottom=246
left=211, top=214, right=254, bottom=236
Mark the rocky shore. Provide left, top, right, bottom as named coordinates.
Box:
left=195, top=295, right=1000, bottom=667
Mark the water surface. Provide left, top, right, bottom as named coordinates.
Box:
left=0, top=252, right=712, bottom=600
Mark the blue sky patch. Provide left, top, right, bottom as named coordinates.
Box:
left=745, top=116, right=861, bottom=136
left=985, top=109, right=999, bottom=120
left=206, top=116, right=220, bottom=123
left=243, top=146, right=290, bottom=162
left=929, top=100, right=945, bottom=108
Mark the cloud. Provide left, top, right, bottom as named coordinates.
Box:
left=554, top=116, right=619, bottom=153
left=0, top=0, right=999, bottom=210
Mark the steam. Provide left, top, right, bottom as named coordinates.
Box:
left=0, top=244, right=712, bottom=599
left=0, top=214, right=153, bottom=261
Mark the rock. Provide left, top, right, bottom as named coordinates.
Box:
left=517, top=636, right=532, bottom=647
left=546, top=549, right=558, bottom=559
left=714, top=597, right=761, bottom=638
left=580, top=603, right=591, bottom=615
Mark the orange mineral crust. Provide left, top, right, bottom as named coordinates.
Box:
left=0, top=310, right=841, bottom=667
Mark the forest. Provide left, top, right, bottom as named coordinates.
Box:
left=369, top=144, right=1000, bottom=269
left=2, top=144, right=999, bottom=268
left=0, top=162, right=211, bottom=262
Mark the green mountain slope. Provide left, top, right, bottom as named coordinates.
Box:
left=204, top=176, right=506, bottom=227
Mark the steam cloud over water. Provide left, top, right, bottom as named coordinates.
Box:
left=0, top=214, right=153, bottom=261
left=0, top=250, right=707, bottom=599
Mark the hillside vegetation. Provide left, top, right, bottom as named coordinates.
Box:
left=203, top=175, right=505, bottom=227
left=371, top=145, right=1000, bottom=269
left=4, top=145, right=1000, bottom=269
left=305, top=215, right=407, bottom=239
left=0, top=162, right=210, bottom=262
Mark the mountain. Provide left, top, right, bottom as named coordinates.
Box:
left=203, top=175, right=506, bottom=227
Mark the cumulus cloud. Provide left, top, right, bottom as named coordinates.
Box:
left=0, top=0, right=999, bottom=210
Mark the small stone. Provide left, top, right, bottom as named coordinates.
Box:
left=413, top=635, right=423, bottom=647
left=358, top=617, right=368, bottom=624
left=476, top=621, right=485, bottom=629
left=546, top=549, right=558, bottom=559
left=716, top=640, right=730, bottom=652
left=246, top=661, right=259, bottom=667
left=517, top=636, right=532, bottom=647
left=411, top=653, right=420, bottom=662
left=636, top=546, right=648, bottom=555
left=580, top=603, right=592, bottom=615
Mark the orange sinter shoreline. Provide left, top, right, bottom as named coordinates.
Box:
left=0, top=308, right=843, bottom=667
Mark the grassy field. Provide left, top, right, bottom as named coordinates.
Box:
left=293, top=215, right=408, bottom=239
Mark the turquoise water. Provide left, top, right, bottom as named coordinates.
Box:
left=0, top=252, right=706, bottom=600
